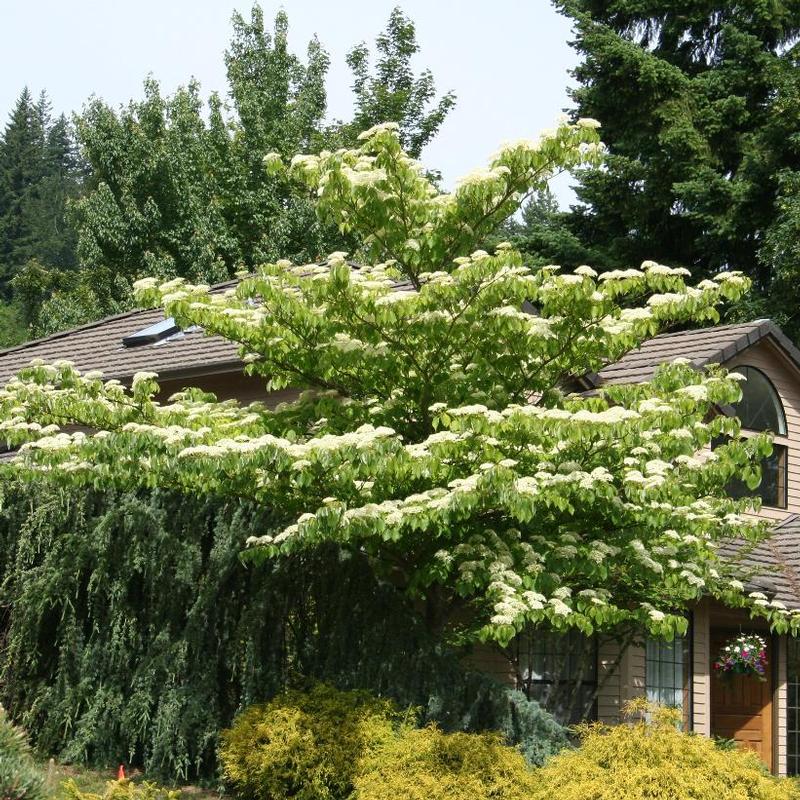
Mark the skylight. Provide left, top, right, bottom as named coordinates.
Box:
left=122, top=317, right=180, bottom=348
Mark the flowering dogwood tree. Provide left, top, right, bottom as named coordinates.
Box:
left=0, top=121, right=790, bottom=648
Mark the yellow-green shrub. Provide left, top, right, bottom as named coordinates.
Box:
left=354, top=724, right=538, bottom=800
left=529, top=701, right=799, bottom=800
left=60, top=778, right=178, bottom=800
left=219, top=684, right=407, bottom=800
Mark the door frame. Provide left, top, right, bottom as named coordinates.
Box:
left=709, top=626, right=775, bottom=772
left=771, top=633, right=781, bottom=777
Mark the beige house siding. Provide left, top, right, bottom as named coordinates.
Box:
left=627, top=643, right=646, bottom=703
left=595, top=641, right=646, bottom=726
left=719, top=340, right=800, bottom=774
left=726, top=340, right=800, bottom=774
left=593, top=603, right=720, bottom=742
left=158, top=370, right=300, bottom=406
left=596, top=639, right=623, bottom=724
left=468, top=638, right=643, bottom=727
left=727, top=341, right=800, bottom=520
left=464, top=642, right=516, bottom=686
left=692, top=600, right=712, bottom=736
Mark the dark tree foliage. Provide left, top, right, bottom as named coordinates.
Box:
left=498, top=188, right=591, bottom=269
left=0, top=89, right=84, bottom=345
left=226, top=7, right=329, bottom=155
left=75, top=79, right=247, bottom=285
left=0, top=89, right=43, bottom=286
left=0, top=483, right=564, bottom=782
left=554, top=0, right=800, bottom=335
left=0, top=89, right=82, bottom=308
left=9, top=259, right=130, bottom=338
left=219, top=7, right=340, bottom=268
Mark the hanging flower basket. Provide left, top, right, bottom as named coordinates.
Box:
left=713, top=634, right=767, bottom=681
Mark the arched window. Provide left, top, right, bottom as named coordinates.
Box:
left=732, top=366, right=787, bottom=435
left=723, top=365, right=788, bottom=508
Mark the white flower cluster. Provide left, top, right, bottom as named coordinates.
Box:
left=454, top=165, right=512, bottom=191
left=356, top=122, right=400, bottom=141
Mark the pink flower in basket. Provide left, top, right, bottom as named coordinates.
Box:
left=714, top=634, right=768, bottom=681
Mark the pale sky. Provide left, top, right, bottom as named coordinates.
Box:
left=0, top=0, right=580, bottom=203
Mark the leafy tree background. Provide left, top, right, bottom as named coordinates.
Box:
left=0, top=4, right=454, bottom=344
left=1, top=0, right=799, bottom=784
left=8, top=2, right=800, bottom=340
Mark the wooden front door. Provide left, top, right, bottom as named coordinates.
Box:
left=710, top=631, right=773, bottom=769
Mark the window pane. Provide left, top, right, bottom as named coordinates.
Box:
left=514, top=629, right=597, bottom=725
left=716, top=440, right=788, bottom=509
left=646, top=634, right=689, bottom=727
left=733, top=366, right=787, bottom=435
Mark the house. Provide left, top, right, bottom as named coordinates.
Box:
left=530, top=319, right=800, bottom=776
left=0, top=285, right=294, bottom=405
left=1, top=309, right=800, bottom=774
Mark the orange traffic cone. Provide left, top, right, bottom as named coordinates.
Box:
left=117, top=765, right=126, bottom=781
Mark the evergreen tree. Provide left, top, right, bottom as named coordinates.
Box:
left=20, top=112, right=82, bottom=272
left=499, top=188, right=590, bottom=269
left=0, top=88, right=41, bottom=289
left=0, top=89, right=83, bottom=344
left=0, top=90, right=82, bottom=281
left=555, top=1, right=800, bottom=334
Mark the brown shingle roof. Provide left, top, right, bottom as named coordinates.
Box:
left=0, top=302, right=242, bottom=385
left=0, top=270, right=419, bottom=385
left=726, top=515, right=800, bottom=609
left=591, top=319, right=800, bottom=387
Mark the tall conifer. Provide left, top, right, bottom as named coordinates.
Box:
left=554, top=1, right=800, bottom=332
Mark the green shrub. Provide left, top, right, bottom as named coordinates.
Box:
left=61, top=778, right=178, bottom=800
left=529, top=701, right=799, bottom=800
left=0, top=706, right=44, bottom=800
left=219, top=684, right=407, bottom=800
left=0, top=481, right=566, bottom=780
left=423, top=676, right=568, bottom=766
left=354, top=724, right=538, bottom=800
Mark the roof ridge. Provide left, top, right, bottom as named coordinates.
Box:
left=700, top=320, right=770, bottom=367
left=651, top=320, right=765, bottom=339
